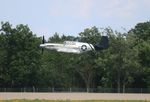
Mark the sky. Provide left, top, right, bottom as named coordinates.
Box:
left=0, top=0, right=150, bottom=39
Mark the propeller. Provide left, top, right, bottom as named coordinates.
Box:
left=42, top=36, right=45, bottom=44
left=41, top=35, right=45, bottom=54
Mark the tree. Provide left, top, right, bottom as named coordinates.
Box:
left=0, top=22, right=41, bottom=87
left=48, top=32, right=62, bottom=43
left=129, top=21, right=150, bottom=41
left=95, top=28, right=140, bottom=92
left=40, top=34, right=77, bottom=88
left=1, top=21, right=150, bottom=92
left=128, top=21, right=150, bottom=88
left=69, top=26, right=103, bottom=91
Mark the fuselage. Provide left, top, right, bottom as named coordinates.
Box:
left=40, top=41, right=95, bottom=54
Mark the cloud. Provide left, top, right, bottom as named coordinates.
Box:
left=139, top=0, right=150, bottom=10
left=76, top=0, right=93, bottom=19
left=49, top=0, right=93, bottom=20
left=94, top=0, right=138, bottom=19
left=144, top=0, right=150, bottom=5
left=48, top=0, right=149, bottom=31
left=49, top=0, right=138, bottom=20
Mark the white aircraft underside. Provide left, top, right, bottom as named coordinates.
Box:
left=40, top=41, right=95, bottom=54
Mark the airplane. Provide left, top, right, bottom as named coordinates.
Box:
left=40, top=36, right=109, bottom=54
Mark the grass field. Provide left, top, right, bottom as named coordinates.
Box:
left=0, top=100, right=150, bottom=102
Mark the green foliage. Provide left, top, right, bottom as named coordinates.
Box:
left=0, top=21, right=150, bottom=91
left=0, top=22, right=41, bottom=87
left=128, top=21, right=150, bottom=88
left=129, top=21, right=150, bottom=41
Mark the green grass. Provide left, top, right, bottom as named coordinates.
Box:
left=0, top=100, right=150, bottom=102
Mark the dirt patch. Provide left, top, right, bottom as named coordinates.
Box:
left=0, top=93, right=150, bottom=100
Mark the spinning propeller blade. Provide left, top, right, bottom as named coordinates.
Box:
left=41, top=36, right=45, bottom=54
left=42, top=36, right=45, bottom=44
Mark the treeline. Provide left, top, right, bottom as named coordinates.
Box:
left=0, top=21, right=150, bottom=92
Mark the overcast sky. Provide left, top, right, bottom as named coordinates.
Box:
left=0, top=0, right=150, bottom=38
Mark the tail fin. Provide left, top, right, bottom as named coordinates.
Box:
left=94, top=36, right=109, bottom=50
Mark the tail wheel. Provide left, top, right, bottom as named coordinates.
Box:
left=81, top=45, right=87, bottom=51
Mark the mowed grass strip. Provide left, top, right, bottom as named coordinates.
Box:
left=0, top=100, right=150, bottom=102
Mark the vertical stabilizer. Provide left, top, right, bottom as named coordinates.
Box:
left=94, top=36, right=109, bottom=50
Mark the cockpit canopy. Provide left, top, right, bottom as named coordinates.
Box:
left=63, top=41, right=76, bottom=45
